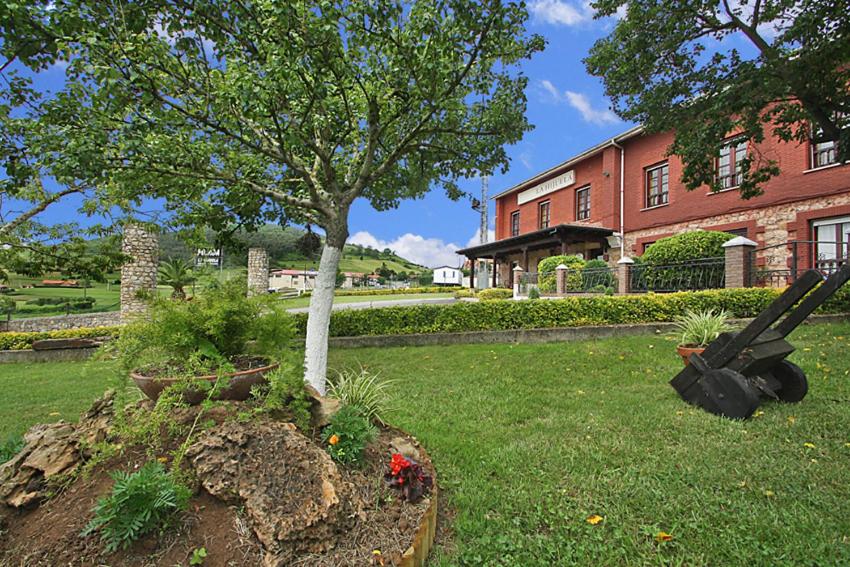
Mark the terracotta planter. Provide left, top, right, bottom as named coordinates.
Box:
left=131, top=362, right=278, bottom=404
left=676, top=345, right=706, bottom=366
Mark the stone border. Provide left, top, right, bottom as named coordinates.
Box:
left=400, top=485, right=438, bottom=567
left=318, top=313, right=849, bottom=349
left=0, top=346, right=99, bottom=364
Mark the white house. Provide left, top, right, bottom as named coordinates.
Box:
left=432, top=266, right=463, bottom=286
left=269, top=269, right=318, bottom=291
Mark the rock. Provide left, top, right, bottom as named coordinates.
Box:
left=0, top=391, right=115, bottom=508
left=185, top=420, right=362, bottom=566
left=390, top=437, right=420, bottom=461
left=305, top=385, right=341, bottom=428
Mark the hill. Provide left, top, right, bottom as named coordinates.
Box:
left=159, top=225, right=426, bottom=276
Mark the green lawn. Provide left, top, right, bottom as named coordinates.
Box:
left=2, top=322, right=849, bottom=565
left=278, top=292, right=454, bottom=309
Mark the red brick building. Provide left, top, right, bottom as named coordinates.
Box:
left=458, top=125, right=849, bottom=287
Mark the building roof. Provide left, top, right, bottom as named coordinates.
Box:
left=432, top=265, right=461, bottom=271
left=457, top=223, right=614, bottom=258
left=492, top=125, right=645, bottom=200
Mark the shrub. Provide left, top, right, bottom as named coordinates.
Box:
left=528, top=286, right=541, bottom=300
left=258, top=361, right=312, bottom=431
left=453, top=288, right=476, bottom=299
left=328, top=367, right=394, bottom=425
left=477, top=288, right=513, bottom=301
left=83, top=461, right=191, bottom=552
left=323, top=405, right=376, bottom=465
left=672, top=309, right=733, bottom=347
left=538, top=255, right=584, bottom=292
left=299, top=286, right=461, bottom=298
left=641, top=230, right=736, bottom=265
left=0, top=296, right=15, bottom=315
left=111, top=278, right=294, bottom=374
left=0, top=326, right=120, bottom=351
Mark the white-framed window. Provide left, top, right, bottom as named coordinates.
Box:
left=813, top=216, right=850, bottom=272
left=810, top=115, right=847, bottom=169
left=716, top=138, right=748, bottom=190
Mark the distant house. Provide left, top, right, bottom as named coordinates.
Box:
left=342, top=272, right=366, bottom=289
left=269, top=269, right=318, bottom=291
left=432, top=266, right=463, bottom=286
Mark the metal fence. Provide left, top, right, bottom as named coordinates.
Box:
left=517, top=266, right=618, bottom=296
left=629, top=257, right=725, bottom=293
left=749, top=240, right=846, bottom=287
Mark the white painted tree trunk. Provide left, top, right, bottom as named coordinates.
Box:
left=303, top=243, right=343, bottom=394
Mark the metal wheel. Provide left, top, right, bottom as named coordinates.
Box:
left=772, top=360, right=808, bottom=403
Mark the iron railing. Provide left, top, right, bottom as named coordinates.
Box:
left=630, top=257, right=725, bottom=293
left=749, top=240, right=846, bottom=287
left=517, top=266, right=618, bottom=296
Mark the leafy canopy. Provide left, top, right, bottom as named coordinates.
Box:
left=586, top=0, right=850, bottom=198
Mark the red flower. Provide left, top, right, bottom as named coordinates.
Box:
left=389, top=453, right=411, bottom=476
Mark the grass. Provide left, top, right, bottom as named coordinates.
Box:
left=275, top=252, right=422, bottom=274
left=2, top=322, right=849, bottom=564
left=277, top=292, right=454, bottom=309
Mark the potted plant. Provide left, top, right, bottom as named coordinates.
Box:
left=672, top=309, right=733, bottom=366
left=111, top=278, right=294, bottom=403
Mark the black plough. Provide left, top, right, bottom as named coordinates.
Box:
left=670, top=264, right=850, bottom=419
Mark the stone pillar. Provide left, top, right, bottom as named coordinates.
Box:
left=617, top=257, right=634, bottom=295
left=512, top=266, right=524, bottom=299
left=555, top=264, right=569, bottom=296
left=247, top=247, right=270, bottom=296
left=722, top=236, right=758, bottom=289
left=121, top=223, right=158, bottom=320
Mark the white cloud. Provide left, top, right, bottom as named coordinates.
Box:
left=538, top=80, right=620, bottom=125
left=465, top=228, right=496, bottom=248
left=349, top=231, right=464, bottom=269
left=529, top=0, right=593, bottom=26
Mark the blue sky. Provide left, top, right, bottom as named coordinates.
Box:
left=19, top=1, right=635, bottom=268
left=349, top=1, right=633, bottom=266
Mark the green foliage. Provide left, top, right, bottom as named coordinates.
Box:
left=538, top=255, right=585, bottom=292
left=323, top=405, right=376, bottom=466
left=527, top=286, right=541, bottom=300
left=83, top=461, right=191, bottom=552
left=453, top=288, right=477, bottom=299
left=109, top=278, right=294, bottom=374
left=257, top=362, right=312, bottom=431
left=0, top=434, right=24, bottom=463
left=293, top=288, right=829, bottom=337
left=157, top=257, right=197, bottom=300
left=672, top=309, right=733, bottom=347
left=641, top=231, right=735, bottom=265
left=0, top=296, right=15, bottom=315
left=477, top=288, right=514, bottom=301
left=305, top=286, right=460, bottom=298
left=190, top=547, right=207, bottom=565
left=0, top=326, right=119, bottom=351
left=585, top=0, right=849, bottom=198
left=328, top=367, right=394, bottom=425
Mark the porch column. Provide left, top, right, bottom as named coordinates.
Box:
left=469, top=258, right=476, bottom=288
left=512, top=266, right=524, bottom=299
left=492, top=258, right=498, bottom=288
left=522, top=248, right=529, bottom=271
left=560, top=239, right=568, bottom=255
left=617, top=257, right=634, bottom=295
left=556, top=263, right=568, bottom=296
left=722, top=236, right=758, bottom=288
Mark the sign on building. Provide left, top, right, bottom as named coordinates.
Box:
left=517, top=170, right=575, bottom=205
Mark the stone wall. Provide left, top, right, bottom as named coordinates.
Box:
left=120, top=223, right=158, bottom=319
left=0, top=311, right=122, bottom=333
left=247, top=247, right=270, bottom=296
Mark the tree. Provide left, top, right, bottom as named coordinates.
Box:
left=17, top=0, right=542, bottom=393
left=585, top=0, right=850, bottom=198
left=158, top=257, right=197, bottom=300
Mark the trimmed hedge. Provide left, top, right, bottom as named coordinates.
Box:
left=477, top=288, right=513, bottom=301
left=642, top=230, right=735, bottom=265
left=293, top=285, right=850, bottom=338
left=0, top=326, right=120, bottom=351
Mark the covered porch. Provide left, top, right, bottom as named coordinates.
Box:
left=456, top=224, right=616, bottom=288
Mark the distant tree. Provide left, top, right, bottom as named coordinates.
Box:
left=418, top=271, right=434, bottom=286
left=335, top=270, right=346, bottom=288
left=586, top=0, right=850, bottom=198
left=158, top=257, right=197, bottom=300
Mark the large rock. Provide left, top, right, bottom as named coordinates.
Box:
left=0, top=391, right=115, bottom=508
left=185, top=420, right=362, bottom=566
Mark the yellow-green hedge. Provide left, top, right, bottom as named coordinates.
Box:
left=0, top=326, right=120, bottom=351
left=300, top=286, right=461, bottom=298
left=293, top=286, right=850, bottom=338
